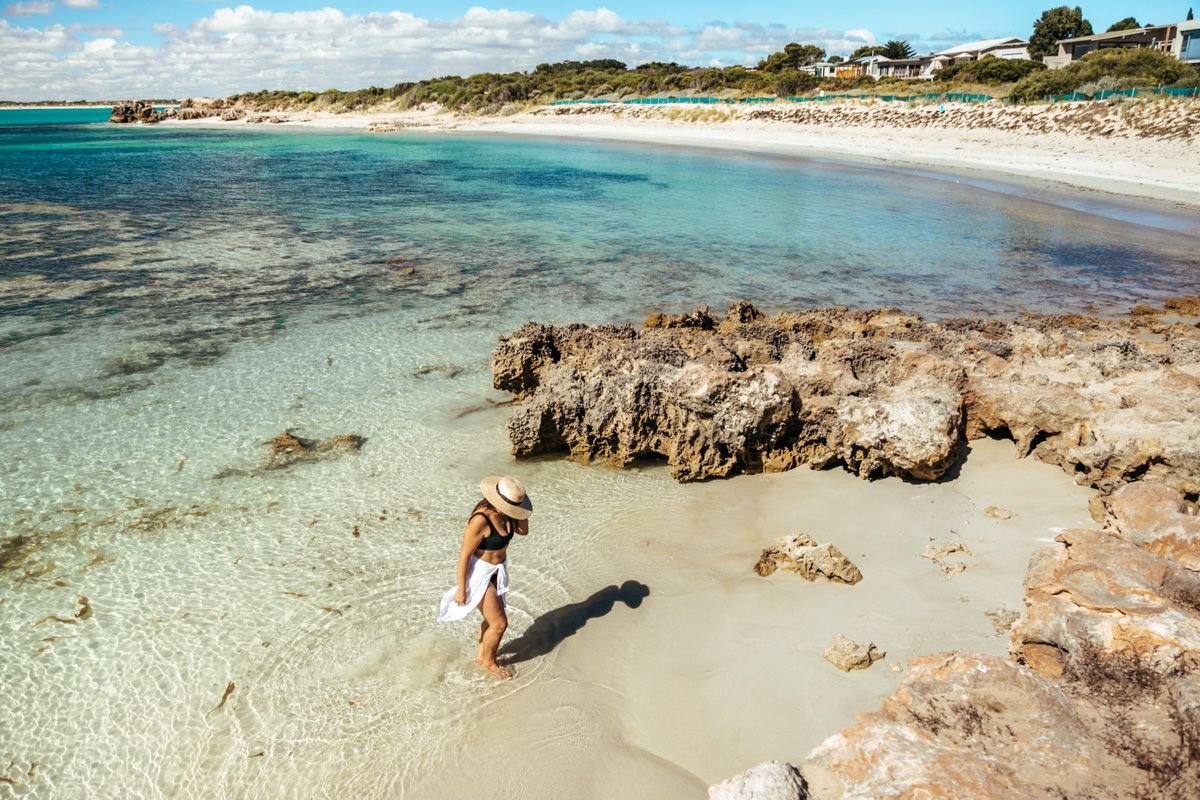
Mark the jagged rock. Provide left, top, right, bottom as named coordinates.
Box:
left=1012, top=527, right=1200, bottom=678
left=493, top=302, right=1200, bottom=490
left=921, top=540, right=970, bottom=574
left=754, top=534, right=862, bottom=584
left=822, top=634, right=884, bottom=671
left=220, top=109, right=246, bottom=122
left=264, top=431, right=366, bottom=471
left=800, top=652, right=1180, bottom=798
left=1104, top=481, right=1200, bottom=571
left=708, top=761, right=808, bottom=800
left=108, top=101, right=168, bottom=124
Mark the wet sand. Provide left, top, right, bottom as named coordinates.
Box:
left=408, top=437, right=1095, bottom=797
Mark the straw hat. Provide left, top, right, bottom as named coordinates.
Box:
left=480, top=476, right=533, bottom=520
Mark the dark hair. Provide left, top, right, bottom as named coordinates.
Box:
left=472, top=498, right=495, bottom=516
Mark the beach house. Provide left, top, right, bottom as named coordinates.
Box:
left=933, top=37, right=1031, bottom=65
left=1175, top=19, right=1200, bottom=64
left=1043, top=23, right=1186, bottom=68
left=800, top=62, right=842, bottom=79
left=856, top=37, right=1031, bottom=81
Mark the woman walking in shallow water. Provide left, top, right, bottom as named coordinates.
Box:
left=437, top=476, right=532, bottom=679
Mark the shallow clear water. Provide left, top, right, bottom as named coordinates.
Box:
left=1, top=117, right=1198, bottom=797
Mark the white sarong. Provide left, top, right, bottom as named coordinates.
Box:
left=437, top=556, right=508, bottom=622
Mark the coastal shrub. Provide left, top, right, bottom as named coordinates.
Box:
left=1010, top=48, right=1194, bottom=100
left=936, top=56, right=1047, bottom=85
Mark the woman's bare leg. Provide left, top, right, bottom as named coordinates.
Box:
left=478, top=582, right=511, bottom=679
left=477, top=618, right=490, bottom=662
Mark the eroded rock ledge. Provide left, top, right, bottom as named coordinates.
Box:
left=490, top=301, right=1200, bottom=798
left=492, top=301, right=1200, bottom=494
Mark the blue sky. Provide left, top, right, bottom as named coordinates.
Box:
left=2, top=2, right=1194, bottom=99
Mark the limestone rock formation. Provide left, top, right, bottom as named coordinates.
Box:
left=708, top=761, right=808, bottom=800
left=799, top=652, right=1192, bottom=798
left=823, top=634, right=884, bottom=671
left=795, top=477, right=1200, bottom=798
left=1103, top=480, right=1200, bottom=571
left=264, top=431, right=366, bottom=471
left=921, top=540, right=970, bottom=574
left=754, top=534, right=862, bottom=584
left=492, top=301, right=1200, bottom=490
left=109, top=101, right=172, bottom=124
left=1012, top=527, right=1200, bottom=679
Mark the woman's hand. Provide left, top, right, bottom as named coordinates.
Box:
left=454, top=586, right=467, bottom=606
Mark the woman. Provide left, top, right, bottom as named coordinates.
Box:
left=437, top=476, right=532, bottom=679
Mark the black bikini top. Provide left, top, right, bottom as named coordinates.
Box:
left=471, top=511, right=513, bottom=551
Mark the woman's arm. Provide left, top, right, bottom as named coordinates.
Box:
left=455, top=516, right=487, bottom=604
left=513, top=517, right=529, bottom=536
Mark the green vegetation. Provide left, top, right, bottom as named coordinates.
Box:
left=1009, top=47, right=1199, bottom=100
left=848, top=45, right=886, bottom=60
left=757, top=43, right=825, bottom=71
left=218, top=33, right=1200, bottom=115
left=226, top=58, right=829, bottom=114
left=1105, top=16, right=1143, bottom=31
left=880, top=40, right=917, bottom=59
left=1030, top=6, right=1094, bottom=58
left=935, top=56, right=1048, bottom=84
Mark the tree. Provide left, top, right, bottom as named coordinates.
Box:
left=757, top=42, right=826, bottom=71
left=828, top=55, right=845, bottom=63
left=1106, top=17, right=1141, bottom=31
left=848, top=44, right=886, bottom=60
left=880, top=40, right=916, bottom=59
left=1029, top=6, right=1094, bottom=58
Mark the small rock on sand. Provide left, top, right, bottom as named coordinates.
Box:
left=708, top=760, right=807, bottom=800
left=754, top=534, right=862, bottom=584
left=984, top=505, right=1015, bottom=520
left=824, top=634, right=884, bottom=672
left=922, top=540, right=971, bottom=574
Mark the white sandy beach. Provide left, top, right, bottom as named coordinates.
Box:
left=162, top=101, right=1200, bottom=212
left=406, top=437, right=1095, bottom=797
left=154, top=103, right=1189, bottom=795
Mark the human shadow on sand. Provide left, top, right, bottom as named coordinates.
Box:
left=498, top=580, right=650, bottom=665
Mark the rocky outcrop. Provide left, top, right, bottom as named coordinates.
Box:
left=708, top=761, right=808, bottom=800
left=754, top=534, right=862, bottom=584
left=1103, top=480, right=1200, bottom=571
left=109, top=101, right=173, bottom=124
left=822, top=635, right=884, bottom=672
left=1011, top=482, right=1200, bottom=681
left=491, top=301, right=1200, bottom=491
left=798, top=651, right=1198, bottom=799
left=784, top=480, right=1200, bottom=798
left=264, top=431, right=366, bottom=470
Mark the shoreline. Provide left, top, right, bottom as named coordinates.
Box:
left=158, top=102, right=1200, bottom=219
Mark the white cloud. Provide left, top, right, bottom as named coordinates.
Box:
left=5, top=1, right=54, bottom=15
left=63, top=0, right=100, bottom=7
left=0, top=5, right=880, bottom=101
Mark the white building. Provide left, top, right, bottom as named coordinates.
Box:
left=1043, top=23, right=1196, bottom=68
left=1173, top=19, right=1200, bottom=64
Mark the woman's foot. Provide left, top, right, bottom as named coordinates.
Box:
left=479, top=660, right=514, bottom=680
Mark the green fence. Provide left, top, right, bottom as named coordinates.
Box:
left=1051, top=86, right=1199, bottom=102
left=1155, top=86, right=1200, bottom=98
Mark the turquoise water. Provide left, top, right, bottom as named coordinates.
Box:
left=1, top=118, right=1198, bottom=798
left=0, top=107, right=113, bottom=125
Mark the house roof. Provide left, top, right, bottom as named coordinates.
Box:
left=935, top=37, right=1026, bottom=56
left=1056, top=25, right=1174, bottom=45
